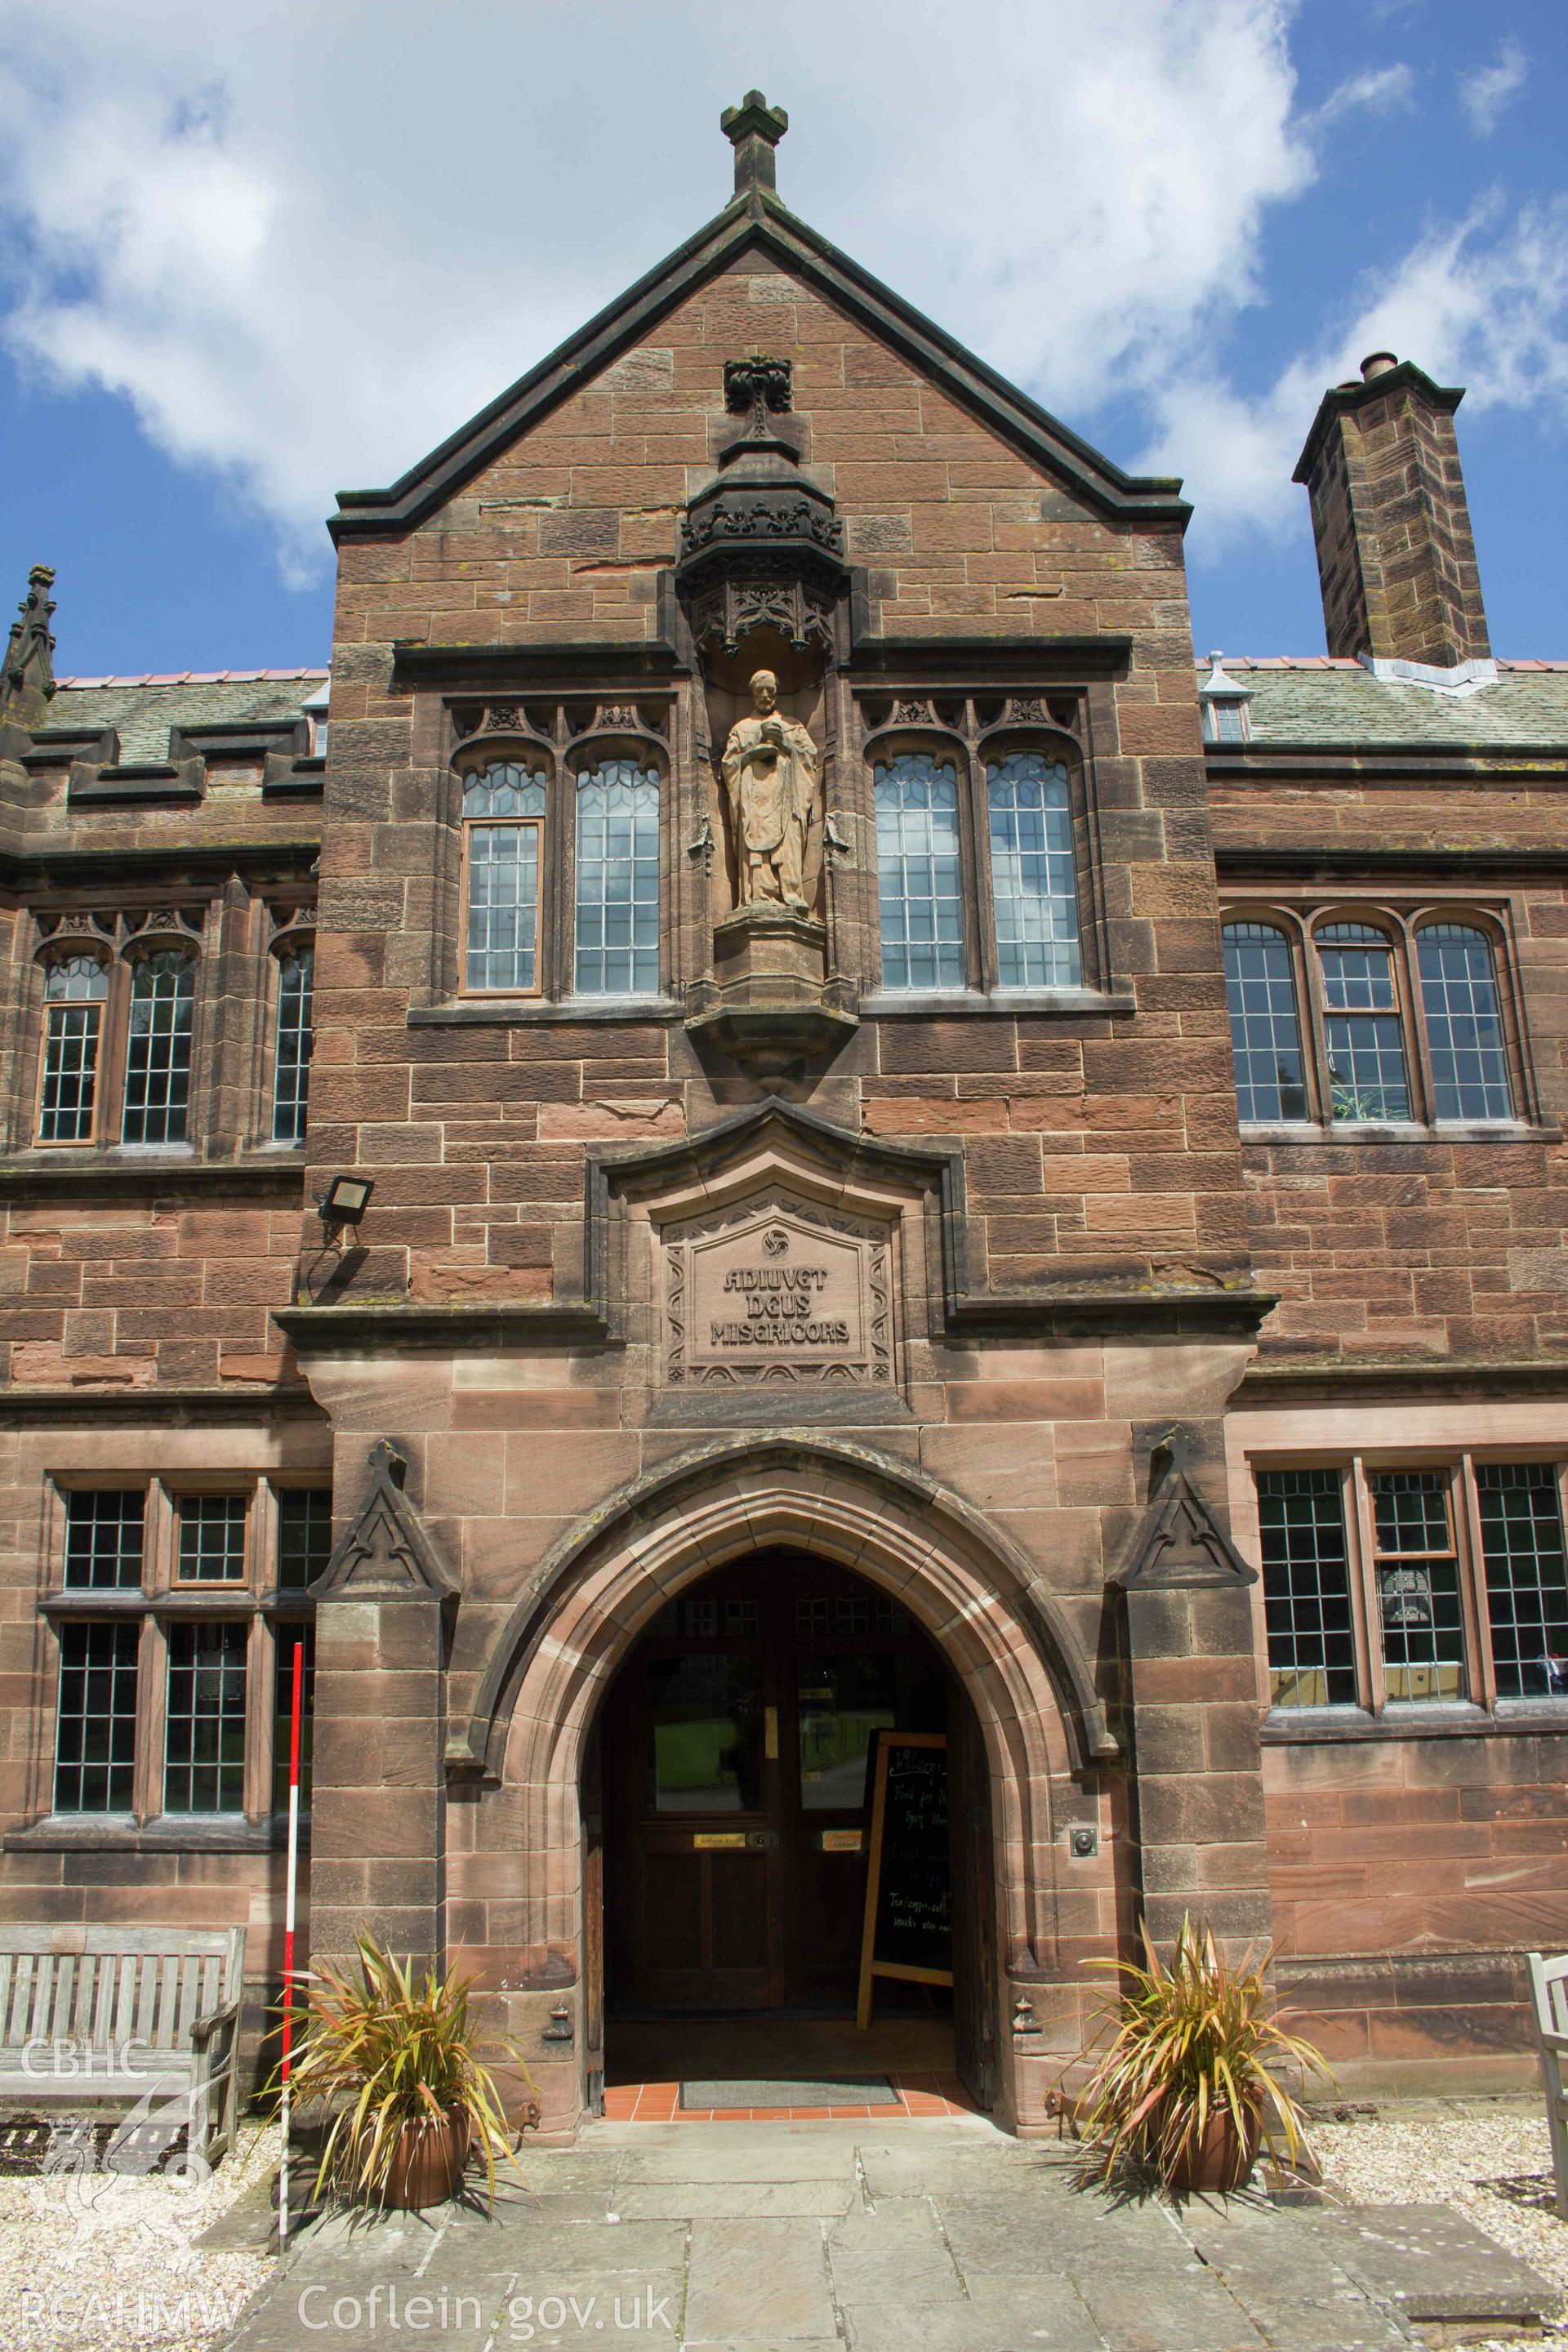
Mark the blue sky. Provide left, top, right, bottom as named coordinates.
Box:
left=0, top=0, right=1560, bottom=676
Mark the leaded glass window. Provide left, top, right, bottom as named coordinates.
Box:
left=272, top=943, right=314, bottom=1143
left=875, top=754, right=964, bottom=991
left=1370, top=1470, right=1466, bottom=1703
left=985, top=752, right=1081, bottom=987
left=463, top=764, right=546, bottom=992
left=122, top=950, right=194, bottom=1145
left=1477, top=1464, right=1568, bottom=1701
left=1256, top=1469, right=1356, bottom=1708
left=574, top=760, right=661, bottom=996
left=39, top=956, right=108, bottom=1143
left=164, top=1620, right=247, bottom=1812
left=63, top=1489, right=145, bottom=1589
left=1418, top=924, right=1513, bottom=1122
left=1224, top=924, right=1308, bottom=1121
left=277, top=1489, right=333, bottom=1590
left=54, top=1622, right=139, bottom=1813
left=1316, top=923, right=1410, bottom=1120
left=176, top=1494, right=248, bottom=1584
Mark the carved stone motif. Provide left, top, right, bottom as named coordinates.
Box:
left=686, top=565, right=838, bottom=658
left=1116, top=1464, right=1256, bottom=1589
left=0, top=564, right=57, bottom=729
left=597, top=703, right=641, bottom=729
left=675, top=349, right=847, bottom=658
left=719, top=670, right=820, bottom=911
left=664, top=1190, right=894, bottom=1388
left=313, top=1441, right=457, bottom=1601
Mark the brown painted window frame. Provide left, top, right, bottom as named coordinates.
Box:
left=1250, top=1450, right=1568, bottom=1722
left=858, top=695, right=1108, bottom=1003
left=33, top=948, right=113, bottom=1148
left=1222, top=897, right=1535, bottom=1133
left=42, top=1474, right=325, bottom=1828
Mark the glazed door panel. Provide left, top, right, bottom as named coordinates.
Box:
left=604, top=1556, right=946, bottom=2017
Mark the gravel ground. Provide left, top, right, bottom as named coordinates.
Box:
left=0, top=2121, right=278, bottom=2352
left=1312, top=2102, right=1568, bottom=2352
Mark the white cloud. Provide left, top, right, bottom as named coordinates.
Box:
left=1462, top=38, right=1527, bottom=136
left=1142, top=196, right=1568, bottom=556
left=0, top=0, right=1557, bottom=598
left=0, top=0, right=1312, bottom=580
left=1312, top=62, right=1415, bottom=129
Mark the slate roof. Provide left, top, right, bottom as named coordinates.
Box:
left=46, top=670, right=327, bottom=765
left=1205, top=659, right=1568, bottom=751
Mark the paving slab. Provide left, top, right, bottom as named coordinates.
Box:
left=841, top=2278, right=1106, bottom=2352
left=216, top=2117, right=1562, bottom=2352
left=613, top=2129, right=866, bottom=2184
left=1077, top=2261, right=1271, bottom=2352
left=617, top=2179, right=856, bottom=2219
left=1303, top=2203, right=1557, bottom=2333
left=684, top=2217, right=836, bottom=2342
left=825, top=2194, right=965, bottom=2301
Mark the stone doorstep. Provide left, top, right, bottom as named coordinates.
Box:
left=1298, top=2204, right=1556, bottom=2344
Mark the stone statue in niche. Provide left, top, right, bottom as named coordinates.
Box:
left=719, top=668, right=820, bottom=911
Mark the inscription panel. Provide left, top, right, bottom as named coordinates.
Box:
left=664, top=1192, right=894, bottom=1388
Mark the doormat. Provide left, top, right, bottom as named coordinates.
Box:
left=679, top=2077, right=901, bottom=2109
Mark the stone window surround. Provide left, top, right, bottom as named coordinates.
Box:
left=1231, top=1440, right=1568, bottom=1739
left=23, top=1472, right=324, bottom=1843
left=854, top=692, right=1117, bottom=1012
left=443, top=703, right=677, bottom=1015
left=1222, top=893, right=1546, bottom=1140
left=405, top=682, right=1130, bottom=1026
left=11, top=894, right=314, bottom=1163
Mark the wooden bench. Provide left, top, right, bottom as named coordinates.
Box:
left=0, top=1926, right=246, bottom=2167
left=1528, top=1950, right=1568, bottom=2220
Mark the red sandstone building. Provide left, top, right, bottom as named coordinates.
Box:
left=2, top=99, right=1565, bottom=2137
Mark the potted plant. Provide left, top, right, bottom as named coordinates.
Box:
left=281, top=1935, right=537, bottom=2212
left=1068, top=1914, right=1331, bottom=2194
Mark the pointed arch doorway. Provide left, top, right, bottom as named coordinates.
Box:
left=591, top=1546, right=999, bottom=2111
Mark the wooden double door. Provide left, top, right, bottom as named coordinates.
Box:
left=602, top=1553, right=955, bottom=2016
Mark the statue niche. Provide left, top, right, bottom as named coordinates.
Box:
left=720, top=667, right=820, bottom=912
left=678, top=355, right=857, bottom=1070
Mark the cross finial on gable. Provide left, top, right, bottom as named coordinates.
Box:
left=721, top=90, right=788, bottom=196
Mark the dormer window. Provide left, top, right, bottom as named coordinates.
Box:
left=1198, top=651, right=1254, bottom=746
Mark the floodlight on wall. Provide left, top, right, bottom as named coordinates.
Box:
left=317, top=1173, right=373, bottom=1247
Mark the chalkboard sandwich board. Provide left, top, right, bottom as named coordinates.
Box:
left=856, top=1730, right=953, bottom=2029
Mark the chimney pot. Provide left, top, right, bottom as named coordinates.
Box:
left=1360, top=350, right=1397, bottom=380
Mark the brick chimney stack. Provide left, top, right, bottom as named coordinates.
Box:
left=1293, top=352, right=1490, bottom=670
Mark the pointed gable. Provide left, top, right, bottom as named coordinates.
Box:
left=331, top=193, right=1187, bottom=544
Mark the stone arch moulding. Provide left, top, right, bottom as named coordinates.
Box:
left=452, top=1433, right=1118, bottom=1972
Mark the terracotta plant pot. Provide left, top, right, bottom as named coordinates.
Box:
left=1165, top=2104, right=1262, bottom=2194
left=382, top=2110, right=470, bottom=2211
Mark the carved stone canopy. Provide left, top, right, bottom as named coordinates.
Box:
left=676, top=356, right=847, bottom=659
